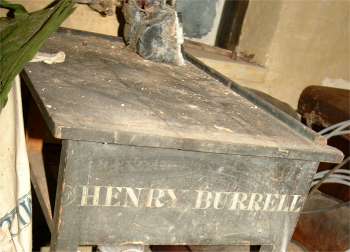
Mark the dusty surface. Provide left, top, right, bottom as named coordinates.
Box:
left=24, top=30, right=340, bottom=161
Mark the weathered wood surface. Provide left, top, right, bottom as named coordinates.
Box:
left=26, top=102, right=54, bottom=232
left=23, top=30, right=341, bottom=163
left=50, top=140, right=318, bottom=251
left=189, top=245, right=249, bottom=252
left=27, top=146, right=53, bottom=232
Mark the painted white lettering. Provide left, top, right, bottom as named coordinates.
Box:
left=213, top=192, right=230, bottom=209
left=167, top=189, right=177, bottom=208
left=289, top=195, right=303, bottom=212
left=123, top=187, right=143, bottom=207
left=247, top=193, right=264, bottom=211
left=194, top=190, right=212, bottom=209
left=81, top=186, right=101, bottom=206
left=263, top=193, right=276, bottom=211
left=78, top=185, right=304, bottom=213
left=104, top=186, right=122, bottom=206
left=230, top=192, right=248, bottom=210
left=277, top=194, right=289, bottom=212
left=146, top=189, right=166, bottom=208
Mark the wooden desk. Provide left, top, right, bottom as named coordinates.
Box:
left=23, top=29, right=342, bottom=252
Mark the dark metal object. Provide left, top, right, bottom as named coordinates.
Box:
left=309, top=156, right=350, bottom=196
left=298, top=86, right=350, bottom=141
left=23, top=29, right=342, bottom=252
left=298, top=86, right=350, bottom=202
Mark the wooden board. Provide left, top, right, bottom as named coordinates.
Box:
left=23, top=29, right=341, bottom=163
left=51, top=140, right=318, bottom=251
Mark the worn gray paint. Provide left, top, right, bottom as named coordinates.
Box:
left=22, top=30, right=343, bottom=252
left=52, top=140, right=318, bottom=251
left=23, top=30, right=342, bottom=163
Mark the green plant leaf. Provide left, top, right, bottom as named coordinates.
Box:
left=0, top=0, right=75, bottom=111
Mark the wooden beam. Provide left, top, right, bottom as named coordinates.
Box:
left=27, top=136, right=54, bottom=232
left=189, top=246, right=250, bottom=252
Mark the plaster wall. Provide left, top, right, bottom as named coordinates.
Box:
left=238, top=0, right=350, bottom=108
left=4, top=0, right=119, bottom=36
left=237, top=0, right=282, bottom=66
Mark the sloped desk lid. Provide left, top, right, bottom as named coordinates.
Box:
left=24, top=30, right=343, bottom=163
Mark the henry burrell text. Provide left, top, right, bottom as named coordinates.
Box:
left=79, top=185, right=304, bottom=213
